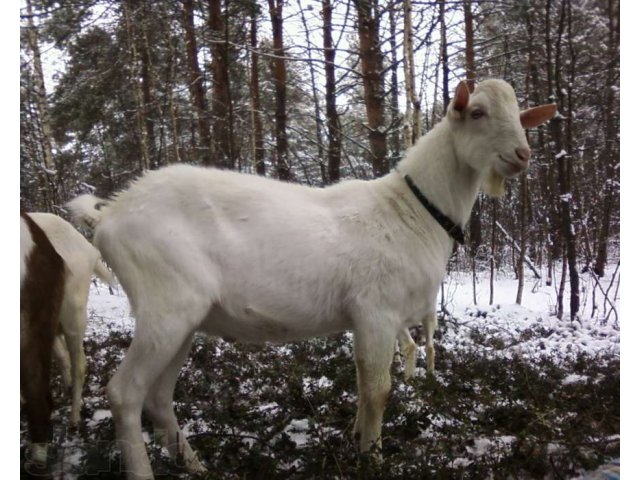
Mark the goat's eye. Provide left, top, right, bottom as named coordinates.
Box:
left=470, top=109, right=484, bottom=119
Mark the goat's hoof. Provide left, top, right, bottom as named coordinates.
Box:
left=358, top=445, right=383, bottom=466
left=24, top=443, right=49, bottom=474
left=403, top=357, right=416, bottom=380
left=185, top=454, right=208, bottom=475
left=427, top=352, right=435, bottom=374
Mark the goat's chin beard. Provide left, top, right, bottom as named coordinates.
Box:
left=481, top=168, right=506, bottom=197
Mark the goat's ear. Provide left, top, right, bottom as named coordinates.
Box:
left=520, top=104, right=557, bottom=129
left=452, top=81, right=471, bottom=114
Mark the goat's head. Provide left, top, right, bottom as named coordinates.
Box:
left=447, top=79, right=556, bottom=197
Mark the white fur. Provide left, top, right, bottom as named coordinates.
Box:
left=20, top=217, right=35, bottom=286
left=67, top=79, right=547, bottom=479
left=28, top=213, right=115, bottom=426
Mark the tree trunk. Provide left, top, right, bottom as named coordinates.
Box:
left=267, top=0, right=291, bottom=180
left=322, top=0, right=342, bottom=184
left=489, top=199, right=497, bottom=305
left=557, top=249, right=567, bottom=319
left=249, top=9, right=265, bottom=176
left=403, top=0, right=420, bottom=147
left=543, top=0, right=563, bottom=273
left=354, top=0, right=388, bottom=177
left=594, top=0, right=619, bottom=277
left=439, top=0, right=450, bottom=111
left=25, top=0, right=58, bottom=208
left=463, top=0, right=482, bottom=264
left=472, top=255, right=477, bottom=305
left=123, top=0, right=151, bottom=172
left=182, top=0, right=212, bottom=164
left=388, top=2, right=401, bottom=167
left=298, top=0, right=326, bottom=182
left=208, top=0, right=236, bottom=169
left=138, top=4, right=157, bottom=168
left=549, top=0, right=579, bottom=320
left=462, top=0, right=476, bottom=88
left=516, top=174, right=528, bottom=305
left=166, top=23, right=181, bottom=164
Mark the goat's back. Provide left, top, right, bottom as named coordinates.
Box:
left=87, top=165, right=446, bottom=341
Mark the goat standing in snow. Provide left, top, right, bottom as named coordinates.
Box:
left=20, top=212, right=66, bottom=467
left=68, top=79, right=555, bottom=479
left=21, top=212, right=115, bottom=465
left=27, top=213, right=115, bottom=428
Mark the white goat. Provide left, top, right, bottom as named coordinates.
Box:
left=27, top=213, right=115, bottom=426
left=68, top=79, right=555, bottom=479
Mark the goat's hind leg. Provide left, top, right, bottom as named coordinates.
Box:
left=52, top=334, right=72, bottom=388
left=143, top=334, right=207, bottom=475
left=61, top=307, right=87, bottom=426
left=107, top=319, right=197, bottom=480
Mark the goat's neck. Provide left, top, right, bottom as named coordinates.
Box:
left=395, top=121, right=482, bottom=228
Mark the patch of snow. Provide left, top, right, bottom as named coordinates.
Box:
left=561, top=373, right=589, bottom=385
left=256, top=402, right=280, bottom=413
left=283, top=418, right=311, bottom=447
left=86, top=409, right=112, bottom=428
left=452, top=457, right=472, bottom=468
left=182, top=417, right=212, bottom=438
left=86, top=282, right=135, bottom=338
left=303, top=375, right=333, bottom=394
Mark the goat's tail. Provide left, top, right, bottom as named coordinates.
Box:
left=66, top=194, right=108, bottom=230
left=67, top=195, right=117, bottom=288
left=93, top=259, right=116, bottom=287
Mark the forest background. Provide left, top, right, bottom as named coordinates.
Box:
left=14, top=0, right=630, bottom=476
left=18, top=0, right=621, bottom=322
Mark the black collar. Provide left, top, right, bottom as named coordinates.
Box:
left=403, top=174, right=466, bottom=244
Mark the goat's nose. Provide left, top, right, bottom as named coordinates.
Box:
left=515, top=147, right=531, bottom=162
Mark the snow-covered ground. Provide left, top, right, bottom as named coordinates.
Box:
left=439, top=268, right=619, bottom=364
left=23, top=266, right=620, bottom=478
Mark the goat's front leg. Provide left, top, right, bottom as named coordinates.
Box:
left=396, top=328, right=417, bottom=380
left=421, top=311, right=438, bottom=374
left=143, top=334, right=206, bottom=475
left=352, top=324, right=396, bottom=453
left=21, top=320, right=56, bottom=467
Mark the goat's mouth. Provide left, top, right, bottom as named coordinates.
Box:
left=498, top=155, right=527, bottom=176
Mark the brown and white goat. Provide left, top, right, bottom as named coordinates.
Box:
left=20, top=212, right=66, bottom=466
left=28, top=212, right=115, bottom=427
